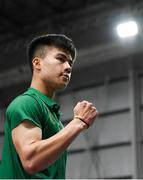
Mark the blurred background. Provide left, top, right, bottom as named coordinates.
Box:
left=0, top=0, right=143, bottom=178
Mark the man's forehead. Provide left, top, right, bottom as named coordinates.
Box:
left=46, top=46, right=73, bottom=60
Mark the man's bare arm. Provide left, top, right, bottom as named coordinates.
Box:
left=12, top=100, right=98, bottom=175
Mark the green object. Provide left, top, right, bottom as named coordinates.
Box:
left=0, top=88, right=67, bottom=179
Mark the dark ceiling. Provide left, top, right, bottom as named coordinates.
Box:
left=0, top=0, right=143, bottom=107
left=0, top=0, right=142, bottom=45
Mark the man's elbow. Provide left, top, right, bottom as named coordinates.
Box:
left=23, top=160, right=38, bottom=175
left=20, top=146, right=39, bottom=175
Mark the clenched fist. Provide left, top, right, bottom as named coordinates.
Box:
left=73, top=100, right=98, bottom=128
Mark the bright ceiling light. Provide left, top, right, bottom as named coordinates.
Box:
left=116, top=21, right=138, bottom=38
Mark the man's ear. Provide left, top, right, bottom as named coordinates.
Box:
left=32, top=57, right=41, bottom=70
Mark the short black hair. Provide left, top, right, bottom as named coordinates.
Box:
left=27, top=34, right=77, bottom=72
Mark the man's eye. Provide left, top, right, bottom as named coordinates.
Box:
left=57, top=57, right=64, bottom=61
left=69, top=60, right=73, bottom=67
left=69, top=62, right=72, bottom=67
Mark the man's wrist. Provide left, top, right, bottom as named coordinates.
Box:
left=74, top=116, right=89, bottom=129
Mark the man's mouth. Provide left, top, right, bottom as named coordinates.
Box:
left=61, top=74, right=69, bottom=82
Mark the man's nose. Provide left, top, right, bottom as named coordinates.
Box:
left=64, top=61, right=71, bottom=74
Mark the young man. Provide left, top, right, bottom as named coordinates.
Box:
left=0, top=34, right=98, bottom=179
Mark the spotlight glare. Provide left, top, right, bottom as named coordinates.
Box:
left=116, top=21, right=138, bottom=38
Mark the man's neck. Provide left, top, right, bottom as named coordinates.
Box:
left=30, top=81, right=55, bottom=99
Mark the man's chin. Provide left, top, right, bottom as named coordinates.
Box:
left=56, top=82, right=68, bottom=91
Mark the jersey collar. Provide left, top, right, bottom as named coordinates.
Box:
left=27, top=87, right=60, bottom=115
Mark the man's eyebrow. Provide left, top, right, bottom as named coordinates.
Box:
left=57, top=53, right=73, bottom=62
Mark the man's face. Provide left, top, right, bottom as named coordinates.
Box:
left=37, top=46, right=74, bottom=90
